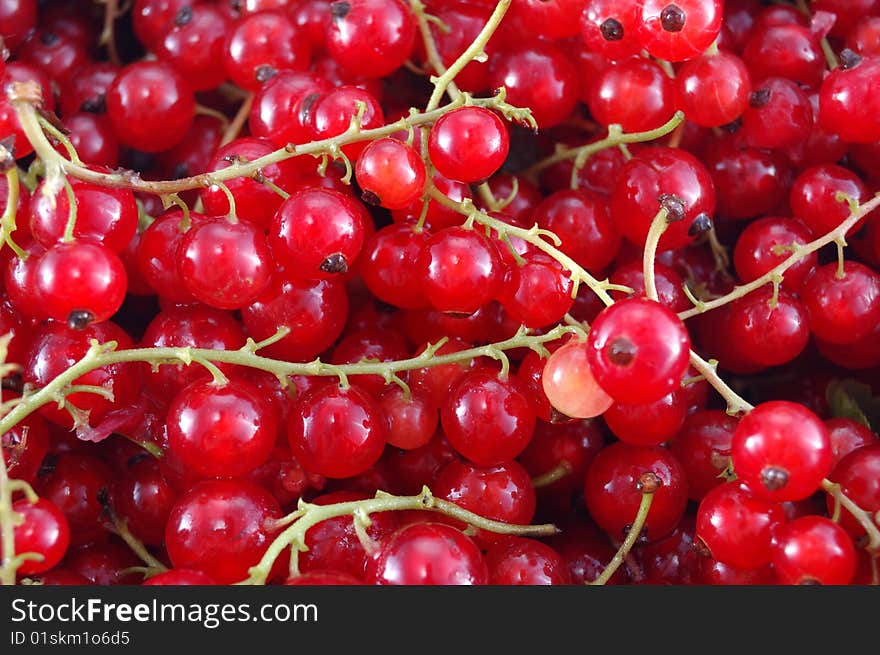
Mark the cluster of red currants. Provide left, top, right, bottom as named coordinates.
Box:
left=0, top=0, right=879, bottom=587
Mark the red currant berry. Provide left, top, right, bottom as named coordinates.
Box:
left=106, top=61, right=195, bottom=153
left=355, top=137, right=426, bottom=209
left=165, top=479, right=282, bottom=584
left=441, top=370, right=536, bottom=466
left=428, top=107, right=509, bottom=184
left=731, top=401, right=832, bottom=502
left=542, top=339, right=615, bottom=419
left=288, top=383, right=387, bottom=478
left=771, top=515, right=856, bottom=584
left=696, top=481, right=785, bottom=570
left=586, top=298, right=691, bottom=405
left=417, top=227, right=504, bottom=315
left=584, top=442, right=688, bottom=542
left=637, top=0, right=723, bottom=62
left=366, top=522, right=488, bottom=585
left=326, top=0, right=416, bottom=79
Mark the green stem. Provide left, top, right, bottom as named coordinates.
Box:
left=61, top=178, right=78, bottom=242
left=242, top=487, right=559, bottom=585
left=8, top=82, right=508, bottom=196
left=590, top=489, right=654, bottom=586
left=678, top=193, right=880, bottom=320
left=821, top=479, right=880, bottom=552
left=0, top=165, right=25, bottom=259
left=0, top=326, right=578, bottom=438
left=523, top=111, right=685, bottom=178
left=424, top=0, right=511, bottom=111
left=427, top=188, right=617, bottom=307
left=642, top=207, right=670, bottom=302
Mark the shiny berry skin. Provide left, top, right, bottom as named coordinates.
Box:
left=34, top=454, right=113, bottom=546
left=310, top=85, right=385, bottom=159
left=62, top=542, right=141, bottom=586
left=590, top=56, right=676, bottom=134
left=288, top=383, right=386, bottom=479
left=326, top=0, right=416, bottom=79
left=725, top=287, right=809, bottom=369
left=379, top=386, right=437, bottom=450
left=391, top=172, right=472, bottom=230
left=132, top=0, right=190, bottom=47
left=59, top=61, right=118, bottom=116
left=790, top=164, right=868, bottom=238
left=486, top=538, right=571, bottom=585
left=676, top=51, right=751, bottom=128
left=177, top=218, right=273, bottom=310
left=695, top=481, right=785, bottom=570
left=584, top=442, right=688, bottom=542
left=0, top=62, right=54, bottom=159
left=299, top=490, right=399, bottom=580
left=166, top=378, right=277, bottom=479
left=224, top=10, right=311, bottom=91
left=579, top=0, right=643, bottom=60
left=500, top=252, right=574, bottom=329
left=136, top=210, right=202, bottom=303
left=35, top=241, right=127, bottom=327
left=586, top=298, right=691, bottom=405
left=366, top=522, right=488, bottom=585
left=610, top=260, right=690, bottom=313
left=742, top=22, right=823, bottom=89
left=200, top=137, right=301, bottom=231
left=355, top=137, right=426, bottom=209
left=249, top=71, right=332, bottom=148
left=144, top=569, right=218, bottom=585
left=731, top=401, right=832, bottom=502
left=610, top=147, right=716, bottom=251
left=524, top=420, right=604, bottom=486
left=360, top=224, right=432, bottom=309
left=433, top=459, right=536, bottom=541
left=668, top=410, right=737, bottom=501
left=488, top=41, right=578, bottom=129
left=604, top=390, right=687, bottom=446
left=154, top=3, right=230, bottom=91
left=637, top=0, right=723, bottom=62
left=441, top=370, right=536, bottom=466
left=826, top=446, right=880, bottom=540
left=55, top=114, right=120, bottom=169
left=106, top=61, right=195, bottom=153
left=24, top=321, right=139, bottom=430
left=703, top=138, right=790, bottom=221
left=428, top=107, right=509, bottom=184
left=532, top=188, right=620, bottom=273
left=826, top=419, right=880, bottom=468
left=801, top=262, right=880, bottom=345
left=819, top=53, right=880, bottom=144
left=242, top=276, right=348, bottom=362
left=427, top=2, right=496, bottom=92
left=771, top=516, right=856, bottom=585
left=741, top=77, right=813, bottom=149
left=165, top=479, right=282, bottom=584
left=285, top=570, right=364, bottom=585
left=0, top=0, right=37, bottom=51
left=271, top=188, right=367, bottom=279
left=417, top=227, right=504, bottom=315
left=329, top=326, right=409, bottom=397
left=110, top=457, right=176, bottom=547
left=140, top=306, right=245, bottom=400
left=542, top=339, right=614, bottom=420
left=1, top=413, right=49, bottom=486
left=733, top=216, right=816, bottom=289
left=4, top=499, right=70, bottom=575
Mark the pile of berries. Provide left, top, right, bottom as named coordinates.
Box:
left=0, top=0, right=879, bottom=586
